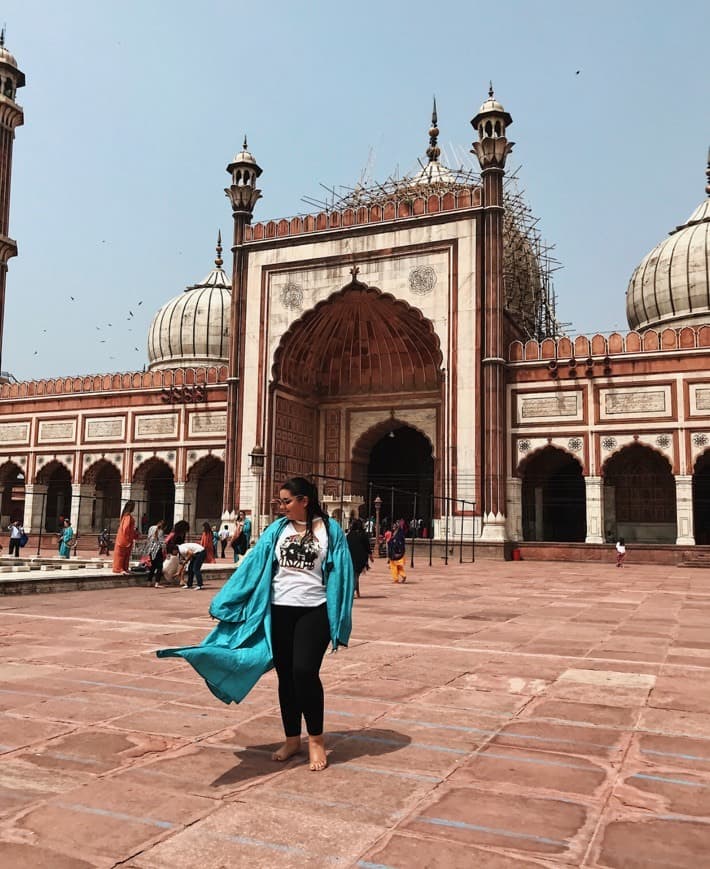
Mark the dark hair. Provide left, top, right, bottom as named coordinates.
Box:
left=618, top=537, right=625, bottom=545
left=202, top=521, right=212, bottom=532
left=166, top=543, right=178, bottom=555
left=122, top=500, right=135, bottom=516
left=350, top=518, right=363, bottom=532
left=280, top=477, right=328, bottom=536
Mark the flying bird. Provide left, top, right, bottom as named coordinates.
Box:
left=138, top=301, right=143, bottom=306
left=134, top=346, right=139, bottom=351
left=70, top=296, right=75, bottom=301
left=575, top=70, right=581, bottom=75
left=33, top=350, right=38, bottom=355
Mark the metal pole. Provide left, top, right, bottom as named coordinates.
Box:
left=36, top=490, right=46, bottom=556
left=472, top=500, right=476, bottom=563
left=340, top=476, right=345, bottom=530
left=410, top=492, right=417, bottom=569
left=459, top=499, right=464, bottom=563
left=429, top=493, right=434, bottom=567
left=367, top=481, right=372, bottom=531
left=444, top=495, right=449, bottom=566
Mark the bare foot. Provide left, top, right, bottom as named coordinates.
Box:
left=308, top=734, right=328, bottom=771
left=272, top=735, right=302, bottom=762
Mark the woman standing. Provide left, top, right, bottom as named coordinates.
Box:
left=346, top=518, right=373, bottom=598
left=112, top=501, right=137, bottom=575
left=146, top=520, right=166, bottom=587
left=58, top=519, right=74, bottom=559
left=200, top=521, right=216, bottom=564
left=157, top=476, right=354, bottom=772
left=229, top=513, right=246, bottom=563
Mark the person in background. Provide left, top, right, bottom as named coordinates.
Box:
left=7, top=520, right=24, bottom=557
left=140, top=514, right=149, bottom=535
left=346, top=518, right=373, bottom=599
left=240, top=511, right=252, bottom=551
left=615, top=538, right=626, bottom=568
left=113, top=501, right=138, bottom=575
left=387, top=520, right=407, bottom=584
left=200, top=521, right=216, bottom=564
left=171, top=539, right=206, bottom=589
left=146, top=520, right=166, bottom=588
left=58, top=518, right=74, bottom=559
left=98, top=528, right=110, bottom=556
left=218, top=523, right=230, bottom=558
left=230, top=513, right=246, bottom=563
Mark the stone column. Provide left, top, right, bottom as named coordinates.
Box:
left=506, top=477, right=523, bottom=540
left=173, top=482, right=197, bottom=528
left=584, top=476, right=604, bottom=543
left=675, top=475, right=695, bottom=545
left=23, top=483, right=47, bottom=533
left=71, top=483, right=95, bottom=535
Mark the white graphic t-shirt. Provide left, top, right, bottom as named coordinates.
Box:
left=271, top=520, right=328, bottom=607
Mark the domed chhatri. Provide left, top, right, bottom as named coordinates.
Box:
left=147, top=234, right=231, bottom=370
left=626, top=152, right=710, bottom=331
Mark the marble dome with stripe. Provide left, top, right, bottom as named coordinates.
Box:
left=147, top=236, right=231, bottom=370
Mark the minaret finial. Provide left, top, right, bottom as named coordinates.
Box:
left=243, top=135, right=248, bottom=151
left=706, top=146, right=710, bottom=197
left=215, top=230, right=223, bottom=268
left=489, top=80, right=494, bottom=99
left=0, top=27, right=5, bottom=48
left=426, top=96, right=440, bottom=164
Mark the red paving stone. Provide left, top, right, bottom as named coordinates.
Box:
left=2, top=558, right=710, bottom=866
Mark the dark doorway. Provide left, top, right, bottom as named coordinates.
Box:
left=368, top=426, right=434, bottom=530
left=92, top=462, right=122, bottom=531
left=0, top=462, right=25, bottom=524
left=143, top=461, right=176, bottom=528
left=194, top=458, right=224, bottom=526
left=521, top=447, right=586, bottom=542
left=603, top=444, right=676, bottom=543
left=42, top=463, right=72, bottom=532
left=693, top=451, right=710, bottom=545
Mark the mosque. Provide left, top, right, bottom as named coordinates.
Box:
left=0, top=39, right=709, bottom=557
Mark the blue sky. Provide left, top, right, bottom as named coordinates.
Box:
left=1, top=0, right=708, bottom=379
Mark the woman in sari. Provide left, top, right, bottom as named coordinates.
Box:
left=58, top=519, right=74, bottom=559
left=200, top=521, right=216, bottom=564
left=112, top=500, right=137, bottom=575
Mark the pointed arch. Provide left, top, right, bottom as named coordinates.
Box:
left=519, top=446, right=586, bottom=542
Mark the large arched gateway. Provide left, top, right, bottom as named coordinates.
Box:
left=266, top=279, right=443, bottom=516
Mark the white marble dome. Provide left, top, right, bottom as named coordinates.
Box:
left=626, top=170, right=710, bottom=331
left=148, top=240, right=231, bottom=370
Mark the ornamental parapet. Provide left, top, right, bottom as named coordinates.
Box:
left=0, top=364, right=228, bottom=400
left=509, top=325, right=710, bottom=366
left=245, top=187, right=482, bottom=242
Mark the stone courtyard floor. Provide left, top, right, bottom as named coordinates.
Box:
left=1, top=556, right=710, bottom=867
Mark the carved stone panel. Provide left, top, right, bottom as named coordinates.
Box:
left=188, top=411, right=227, bottom=437
left=272, top=395, right=316, bottom=497
left=85, top=417, right=125, bottom=442
left=689, top=385, right=710, bottom=416
left=0, top=422, right=30, bottom=444
left=38, top=420, right=77, bottom=443
left=135, top=414, right=178, bottom=439
left=599, top=386, right=671, bottom=420
left=517, top=392, right=582, bottom=423
left=323, top=409, right=341, bottom=496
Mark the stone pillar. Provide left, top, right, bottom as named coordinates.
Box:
left=584, top=476, right=604, bottom=543
left=675, top=475, right=695, bottom=545
left=23, top=483, right=47, bottom=533
left=506, top=477, right=523, bottom=540
left=71, top=483, right=95, bottom=535
left=603, top=484, right=616, bottom=542
left=173, top=482, right=197, bottom=528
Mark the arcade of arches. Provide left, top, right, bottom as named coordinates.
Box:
left=4, top=456, right=226, bottom=539
left=267, top=283, right=443, bottom=520
left=518, top=443, right=690, bottom=544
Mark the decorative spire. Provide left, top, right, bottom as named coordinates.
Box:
left=215, top=230, right=223, bottom=268
left=706, top=146, right=710, bottom=197
left=489, top=81, right=494, bottom=99
left=0, top=28, right=4, bottom=49
left=426, top=97, right=440, bottom=163
left=243, top=135, right=248, bottom=151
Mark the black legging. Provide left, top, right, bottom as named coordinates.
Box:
left=271, top=603, right=331, bottom=737
left=148, top=549, right=164, bottom=582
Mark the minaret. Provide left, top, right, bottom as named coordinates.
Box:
left=0, top=32, right=25, bottom=375
left=471, top=84, right=513, bottom=541
left=223, top=138, right=262, bottom=513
